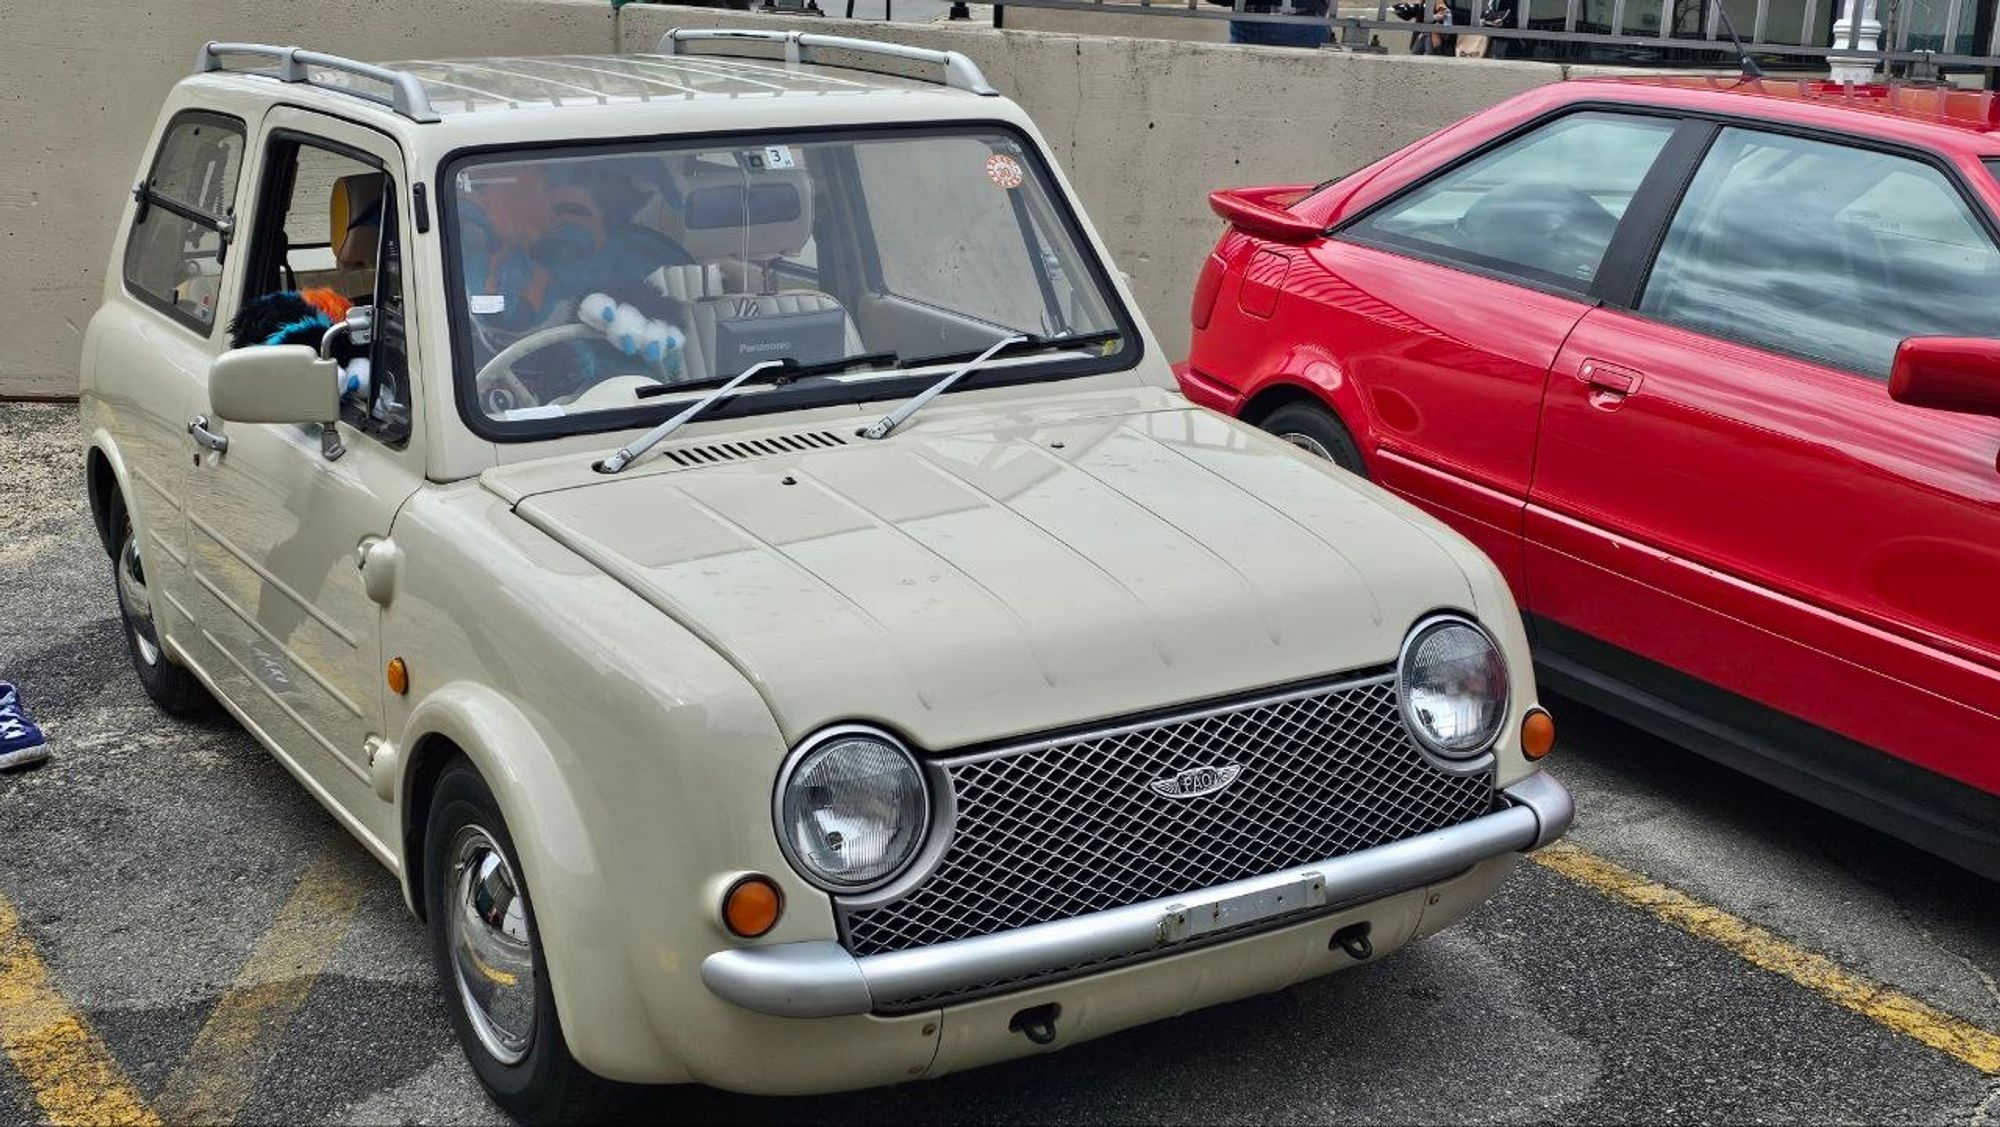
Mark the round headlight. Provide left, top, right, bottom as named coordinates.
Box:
left=1398, top=616, right=1508, bottom=760
left=777, top=730, right=929, bottom=891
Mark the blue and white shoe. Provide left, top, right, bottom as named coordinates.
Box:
left=0, top=681, right=49, bottom=771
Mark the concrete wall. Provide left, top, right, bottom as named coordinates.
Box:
left=0, top=0, right=617, bottom=399
left=623, top=5, right=1588, bottom=358
left=1001, top=4, right=1230, bottom=43
left=2, top=0, right=1589, bottom=396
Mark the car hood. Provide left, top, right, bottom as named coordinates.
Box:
left=489, top=393, right=1474, bottom=749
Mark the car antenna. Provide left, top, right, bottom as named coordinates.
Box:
left=1713, top=3, right=1766, bottom=78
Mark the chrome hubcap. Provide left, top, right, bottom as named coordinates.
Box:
left=117, top=532, right=160, bottom=667
left=445, top=826, right=538, bottom=1065
left=1276, top=431, right=1334, bottom=461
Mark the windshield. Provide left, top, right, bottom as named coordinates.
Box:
left=444, top=128, right=1131, bottom=435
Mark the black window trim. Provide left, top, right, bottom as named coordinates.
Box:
left=1330, top=105, right=1699, bottom=305
left=1610, top=110, right=2000, bottom=383
left=236, top=113, right=415, bottom=451
left=435, top=119, right=1145, bottom=445
left=122, top=109, right=248, bottom=336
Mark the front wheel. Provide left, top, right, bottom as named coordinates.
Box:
left=1258, top=401, right=1369, bottom=479
left=424, top=761, right=604, bottom=1123
left=110, top=495, right=207, bottom=714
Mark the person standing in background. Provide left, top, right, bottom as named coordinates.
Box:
left=1458, top=0, right=1516, bottom=56
left=1207, top=0, right=1334, bottom=47
left=1428, top=0, right=1457, bottom=54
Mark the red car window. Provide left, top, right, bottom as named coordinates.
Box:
left=1640, top=128, right=2000, bottom=380
left=1343, top=111, right=1675, bottom=292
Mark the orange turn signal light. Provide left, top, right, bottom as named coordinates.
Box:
left=723, top=875, right=782, bottom=939
left=1522, top=707, right=1555, bottom=760
left=386, top=657, right=409, bottom=696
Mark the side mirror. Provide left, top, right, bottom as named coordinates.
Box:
left=1888, top=337, right=2000, bottom=419
left=209, top=345, right=340, bottom=425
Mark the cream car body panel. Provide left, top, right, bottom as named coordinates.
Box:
left=78, top=40, right=1571, bottom=1096
left=498, top=390, right=1480, bottom=750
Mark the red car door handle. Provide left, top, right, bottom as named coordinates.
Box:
left=1578, top=360, right=1643, bottom=396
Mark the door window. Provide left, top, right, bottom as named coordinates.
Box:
left=237, top=137, right=412, bottom=446
left=124, top=112, right=246, bottom=331
left=1640, top=129, right=2000, bottom=380
left=1344, top=111, right=1676, bottom=290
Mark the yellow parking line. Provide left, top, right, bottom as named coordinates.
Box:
left=156, top=844, right=373, bottom=1125
left=1533, top=842, right=2000, bottom=1075
left=0, top=893, right=161, bottom=1127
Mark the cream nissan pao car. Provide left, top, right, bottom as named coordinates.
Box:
left=80, top=32, right=1572, bottom=1119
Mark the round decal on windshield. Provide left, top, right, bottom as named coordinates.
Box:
left=985, top=153, right=1025, bottom=190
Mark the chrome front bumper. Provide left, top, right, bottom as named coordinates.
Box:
left=704, top=772, right=1573, bottom=1018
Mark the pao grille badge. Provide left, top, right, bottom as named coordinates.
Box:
left=1148, top=763, right=1243, bottom=800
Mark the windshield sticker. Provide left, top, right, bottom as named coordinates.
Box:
left=985, top=154, right=1025, bottom=190
left=759, top=145, right=797, bottom=170
left=469, top=295, right=506, bottom=315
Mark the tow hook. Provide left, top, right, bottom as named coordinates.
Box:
left=1009, top=1003, right=1061, bottom=1045
left=1331, top=921, right=1373, bottom=961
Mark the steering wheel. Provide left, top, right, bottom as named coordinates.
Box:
left=473, top=322, right=659, bottom=416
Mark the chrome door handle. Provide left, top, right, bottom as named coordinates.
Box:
left=188, top=415, right=229, bottom=454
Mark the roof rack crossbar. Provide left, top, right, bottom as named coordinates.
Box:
left=195, top=42, right=442, bottom=123
left=656, top=28, right=999, bottom=96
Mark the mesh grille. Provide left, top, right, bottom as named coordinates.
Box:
left=840, top=675, right=1494, bottom=960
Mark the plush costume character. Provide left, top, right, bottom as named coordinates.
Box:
left=227, top=288, right=354, bottom=351
left=227, top=289, right=372, bottom=403
left=578, top=289, right=686, bottom=379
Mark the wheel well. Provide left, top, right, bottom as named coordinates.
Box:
left=1239, top=383, right=1335, bottom=428
left=401, top=734, right=467, bottom=921
left=86, top=448, right=118, bottom=558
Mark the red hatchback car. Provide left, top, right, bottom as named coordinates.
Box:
left=1182, top=77, right=2000, bottom=878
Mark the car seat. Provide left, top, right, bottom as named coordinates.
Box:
left=331, top=174, right=384, bottom=268
left=644, top=158, right=862, bottom=380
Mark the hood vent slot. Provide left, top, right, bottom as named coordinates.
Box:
left=662, top=431, right=847, bottom=467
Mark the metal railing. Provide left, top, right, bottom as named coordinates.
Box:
left=987, top=0, right=2000, bottom=74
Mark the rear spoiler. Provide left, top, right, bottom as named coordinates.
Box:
left=1208, top=184, right=1325, bottom=243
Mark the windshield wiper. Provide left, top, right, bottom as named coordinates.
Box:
left=599, top=359, right=797, bottom=473
left=861, top=330, right=1123, bottom=441
left=895, top=329, right=1121, bottom=372
left=632, top=351, right=899, bottom=400
left=861, top=334, right=1028, bottom=441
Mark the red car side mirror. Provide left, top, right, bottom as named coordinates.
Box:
left=1209, top=186, right=1325, bottom=244
left=1888, top=337, right=2000, bottom=419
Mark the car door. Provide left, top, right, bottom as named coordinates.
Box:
left=180, top=108, right=424, bottom=821
left=91, top=108, right=249, bottom=656
left=1323, top=110, right=1687, bottom=597
left=1526, top=123, right=2000, bottom=802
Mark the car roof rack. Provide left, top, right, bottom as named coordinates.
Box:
left=195, top=42, right=442, bottom=123
left=656, top=28, right=998, bottom=97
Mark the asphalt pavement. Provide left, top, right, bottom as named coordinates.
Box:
left=2, top=400, right=1997, bottom=1124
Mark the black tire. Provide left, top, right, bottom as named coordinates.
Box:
left=1258, top=401, right=1369, bottom=479
left=108, top=493, right=207, bottom=715
left=424, top=761, right=605, bottom=1124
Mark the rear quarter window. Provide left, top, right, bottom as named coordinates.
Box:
left=1340, top=111, right=1677, bottom=292
left=124, top=111, right=246, bottom=333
